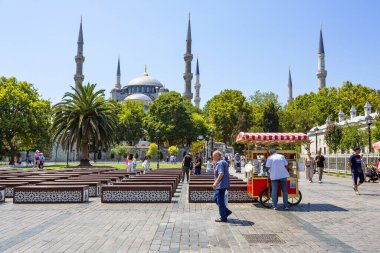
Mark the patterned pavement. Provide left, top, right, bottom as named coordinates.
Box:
left=0, top=169, right=379, bottom=253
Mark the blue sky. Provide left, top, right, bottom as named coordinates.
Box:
left=1, top=1, right=380, bottom=108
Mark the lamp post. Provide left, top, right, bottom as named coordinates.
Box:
left=366, top=115, right=373, bottom=153
left=66, top=130, right=71, bottom=167
left=156, top=129, right=160, bottom=169
left=197, top=135, right=204, bottom=159
left=209, top=130, right=214, bottom=155
left=314, top=126, right=319, bottom=154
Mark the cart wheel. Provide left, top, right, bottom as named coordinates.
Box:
left=288, top=190, right=302, bottom=206
left=259, top=188, right=273, bottom=209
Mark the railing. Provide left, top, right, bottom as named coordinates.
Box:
left=301, top=154, right=380, bottom=174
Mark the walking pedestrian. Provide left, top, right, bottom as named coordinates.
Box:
left=206, top=157, right=213, bottom=174
left=126, top=154, right=133, bottom=172
left=266, top=148, right=290, bottom=210
left=315, top=151, right=325, bottom=183
left=181, top=152, right=192, bottom=182
left=348, top=147, right=365, bottom=195
left=142, top=156, right=150, bottom=172
left=304, top=152, right=315, bottom=183
left=212, top=150, right=232, bottom=222
left=234, top=153, right=241, bottom=173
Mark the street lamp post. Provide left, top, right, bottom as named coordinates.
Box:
left=66, top=130, right=71, bottom=167
left=197, top=135, right=204, bottom=159
left=314, top=127, right=319, bottom=154
left=156, top=129, right=160, bottom=169
left=209, top=130, right=214, bottom=155
left=366, top=115, right=373, bottom=153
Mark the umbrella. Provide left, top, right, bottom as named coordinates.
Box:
left=372, top=141, right=380, bottom=150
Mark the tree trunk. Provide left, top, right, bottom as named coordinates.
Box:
left=79, top=141, right=91, bottom=167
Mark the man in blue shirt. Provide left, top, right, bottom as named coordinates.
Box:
left=212, top=150, right=232, bottom=222
left=348, top=146, right=364, bottom=195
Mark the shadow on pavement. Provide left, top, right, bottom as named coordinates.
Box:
left=291, top=203, right=348, bottom=212
left=228, top=218, right=255, bottom=226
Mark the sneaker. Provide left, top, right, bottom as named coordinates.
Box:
left=215, top=218, right=227, bottom=222
left=226, top=210, right=232, bottom=217
left=284, top=207, right=289, bottom=210
left=272, top=206, right=278, bottom=210
left=319, top=181, right=322, bottom=183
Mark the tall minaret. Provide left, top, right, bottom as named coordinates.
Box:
left=287, top=68, right=293, bottom=104
left=74, top=17, right=85, bottom=89
left=317, top=25, right=327, bottom=89
left=194, top=58, right=201, bottom=108
left=182, top=14, right=193, bottom=101
left=115, top=57, right=121, bottom=89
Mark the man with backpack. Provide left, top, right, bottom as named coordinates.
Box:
left=181, top=152, right=193, bottom=182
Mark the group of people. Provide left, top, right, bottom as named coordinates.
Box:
left=304, top=150, right=325, bottom=183
left=125, top=154, right=151, bottom=172
left=34, top=150, right=45, bottom=169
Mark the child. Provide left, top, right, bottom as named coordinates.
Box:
left=206, top=157, right=213, bottom=173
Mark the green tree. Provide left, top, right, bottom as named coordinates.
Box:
left=372, top=117, right=380, bottom=142
left=262, top=101, right=280, bottom=132
left=190, top=140, right=204, bottom=155
left=249, top=91, right=281, bottom=131
left=324, top=124, right=343, bottom=153
left=111, top=144, right=130, bottom=161
left=168, top=145, right=179, bottom=155
left=204, top=90, right=252, bottom=144
left=51, top=83, right=116, bottom=167
left=116, top=100, right=145, bottom=145
left=147, top=143, right=158, bottom=157
left=144, top=92, right=193, bottom=145
left=339, top=124, right=368, bottom=153
left=0, top=77, right=51, bottom=164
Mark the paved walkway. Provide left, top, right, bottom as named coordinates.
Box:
left=0, top=170, right=379, bottom=253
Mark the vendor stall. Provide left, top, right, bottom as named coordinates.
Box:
left=236, top=132, right=309, bottom=208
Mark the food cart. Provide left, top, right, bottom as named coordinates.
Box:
left=236, top=132, right=309, bottom=208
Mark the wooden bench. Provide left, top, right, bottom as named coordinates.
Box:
left=13, top=185, right=89, bottom=203
left=188, top=185, right=253, bottom=203
left=123, top=178, right=178, bottom=188
left=113, top=182, right=176, bottom=196
left=55, top=178, right=112, bottom=185
left=38, top=181, right=101, bottom=197
left=0, top=182, right=29, bottom=197
left=101, top=185, right=172, bottom=203
left=0, top=186, right=5, bottom=202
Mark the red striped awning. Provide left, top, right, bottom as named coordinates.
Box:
left=236, top=132, right=309, bottom=144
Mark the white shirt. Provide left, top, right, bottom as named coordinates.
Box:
left=266, top=153, right=289, bottom=180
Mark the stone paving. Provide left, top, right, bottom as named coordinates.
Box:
left=0, top=169, right=379, bottom=253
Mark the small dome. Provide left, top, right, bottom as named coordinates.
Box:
left=124, top=93, right=153, bottom=102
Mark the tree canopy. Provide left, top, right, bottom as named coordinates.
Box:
left=116, top=100, right=145, bottom=145
left=0, top=76, right=51, bottom=164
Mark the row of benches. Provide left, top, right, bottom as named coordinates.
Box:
left=188, top=174, right=253, bottom=203
left=0, top=168, right=182, bottom=203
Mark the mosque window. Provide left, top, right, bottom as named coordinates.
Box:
left=138, top=86, right=142, bottom=92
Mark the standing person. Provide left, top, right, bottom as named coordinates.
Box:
left=132, top=154, right=138, bottom=171
left=266, top=149, right=290, bottom=210
left=315, top=151, right=326, bottom=183
left=181, top=152, right=192, bottom=182
left=304, top=152, right=315, bottom=183
left=234, top=153, right=241, bottom=173
left=206, top=157, right=213, bottom=174
left=212, top=150, right=232, bottom=222
left=39, top=153, right=45, bottom=169
left=126, top=154, right=134, bottom=172
left=142, top=156, right=150, bottom=172
left=348, top=147, right=365, bottom=195
left=34, top=150, right=40, bottom=168
left=194, top=153, right=202, bottom=175
left=241, top=155, right=245, bottom=168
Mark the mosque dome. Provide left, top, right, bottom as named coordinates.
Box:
left=124, top=93, right=153, bottom=102
left=124, top=65, right=163, bottom=88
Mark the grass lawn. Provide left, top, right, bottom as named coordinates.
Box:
left=1, top=162, right=182, bottom=170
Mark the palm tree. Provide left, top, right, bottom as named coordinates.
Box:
left=51, top=83, right=116, bottom=167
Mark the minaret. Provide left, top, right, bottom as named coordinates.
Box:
left=115, top=57, right=121, bottom=89
left=287, top=68, right=293, bottom=103
left=74, top=17, right=85, bottom=89
left=317, top=25, right=327, bottom=89
left=194, top=58, right=201, bottom=108
left=182, top=14, right=193, bottom=101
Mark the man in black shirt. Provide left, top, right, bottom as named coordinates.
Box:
left=315, top=151, right=325, bottom=183
left=181, top=152, right=193, bottom=182
left=194, top=153, right=202, bottom=175
left=348, top=146, right=364, bottom=195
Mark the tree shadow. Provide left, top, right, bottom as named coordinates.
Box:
left=252, top=203, right=348, bottom=212
left=228, top=218, right=255, bottom=226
